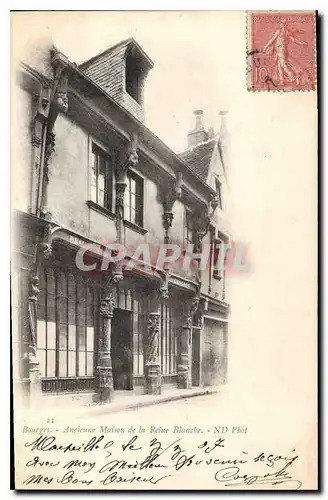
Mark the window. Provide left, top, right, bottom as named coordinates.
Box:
left=185, top=209, right=196, bottom=247
left=91, top=143, right=113, bottom=210
left=213, top=237, right=225, bottom=280
left=215, top=178, right=223, bottom=210
left=125, top=171, right=144, bottom=227
left=125, top=52, right=142, bottom=104
left=37, top=267, right=100, bottom=391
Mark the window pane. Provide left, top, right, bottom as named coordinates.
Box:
left=87, top=302, right=94, bottom=327
left=68, top=324, right=76, bottom=350
left=57, top=297, right=67, bottom=326
left=59, top=324, right=67, bottom=349
left=87, top=326, right=94, bottom=351
left=37, top=320, right=46, bottom=349
left=59, top=351, right=67, bottom=377
left=68, top=351, right=76, bottom=377
left=47, top=322, right=56, bottom=350
left=106, top=160, right=113, bottom=210
left=98, top=189, right=105, bottom=207
left=126, top=181, right=130, bottom=199
left=47, top=350, right=56, bottom=377
left=98, top=172, right=105, bottom=192
left=91, top=162, right=97, bottom=187
left=92, top=151, right=98, bottom=172
left=78, top=326, right=86, bottom=350
left=86, top=352, right=94, bottom=375
left=138, top=355, right=144, bottom=375
left=79, top=351, right=86, bottom=376
left=98, top=155, right=107, bottom=176
left=68, top=287, right=76, bottom=324
left=76, top=286, right=86, bottom=326
left=130, top=178, right=136, bottom=194
left=131, top=192, right=136, bottom=210
left=47, top=293, right=55, bottom=324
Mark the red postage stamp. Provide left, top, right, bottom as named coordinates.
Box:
left=247, top=11, right=316, bottom=91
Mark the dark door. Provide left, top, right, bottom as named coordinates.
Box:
left=192, top=328, right=200, bottom=387
left=112, top=309, right=133, bottom=390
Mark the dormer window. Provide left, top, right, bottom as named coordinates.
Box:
left=80, top=38, right=153, bottom=122
left=125, top=52, right=142, bottom=104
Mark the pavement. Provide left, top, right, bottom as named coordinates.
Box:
left=38, top=386, right=220, bottom=419
left=83, top=386, right=219, bottom=416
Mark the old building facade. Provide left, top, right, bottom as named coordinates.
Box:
left=12, top=38, right=231, bottom=404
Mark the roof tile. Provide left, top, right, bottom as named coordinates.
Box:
left=178, top=139, right=216, bottom=183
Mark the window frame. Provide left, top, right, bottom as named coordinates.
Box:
left=90, top=141, right=114, bottom=212
left=37, top=267, right=99, bottom=391
left=213, top=237, right=224, bottom=281
left=212, top=232, right=230, bottom=281
left=184, top=208, right=197, bottom=248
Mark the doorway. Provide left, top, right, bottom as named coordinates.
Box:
left=112, top=309, right=133, bottom=390
left=192, top=327, right=200, bottom=387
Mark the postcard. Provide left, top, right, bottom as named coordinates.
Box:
left=11, top=10, right=318, bottom=490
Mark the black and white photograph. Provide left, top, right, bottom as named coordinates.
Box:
left=10, top=10, right=318, bottom=490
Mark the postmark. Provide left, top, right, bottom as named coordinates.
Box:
left=247, top=11, right=316, bottom=91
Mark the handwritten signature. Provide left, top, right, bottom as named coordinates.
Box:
left=215, top=452, right=302, bottom=490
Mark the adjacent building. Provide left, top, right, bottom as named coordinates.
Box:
left=12, top=37, right=231, bottom=404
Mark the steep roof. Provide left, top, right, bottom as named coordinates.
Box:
left=178, top=139, right=217, bottom=183
left=28, top=43, right=217, bottom=198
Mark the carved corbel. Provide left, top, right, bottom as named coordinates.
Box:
left=36, top=224, right=62, bottom=266
left=162, top=212, right=174, bottom=245
left=29, top=85, right=51, bottom=215
left=159, top=269, right=170, bottom=300
left=183, top=291, right=200, bottom=330
left=38, top=51, right=69, bottom=217
left=163, top=172, right=183, bottom=213
left=31, top=85, right=51, bottom=148
left=103, top=267, right=124, bottom=292
left=115, top=132, right=139, bottom=244
left=194, top=194, right=219, bottom=253
left=162, top=172, right=183, bottom=243
left=116, top=132, right=139, bottom=185
left=47, top=50, right=70, bottom=133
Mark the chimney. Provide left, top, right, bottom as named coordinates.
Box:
left=219, top=110, right=228, bottom=136
left=187, top=109, right=208, bottom=148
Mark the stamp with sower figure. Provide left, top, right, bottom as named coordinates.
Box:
left=247, top=11, right=316, bottom=91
